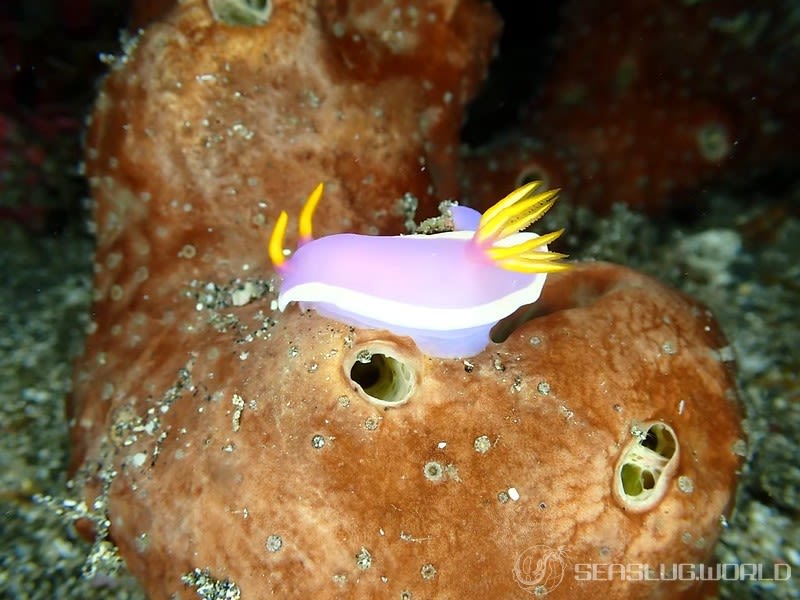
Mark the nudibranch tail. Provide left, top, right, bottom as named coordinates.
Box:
left=268, top=183, right=325, bottom=271
left=473, top=181, right=570, bottom=274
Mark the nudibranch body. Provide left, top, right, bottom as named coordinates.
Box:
left=268, top=182, right=569, bottom=358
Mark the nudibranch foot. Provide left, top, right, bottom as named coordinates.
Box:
left=268, top=181, right=569, bottom=358
left=306, top=300, right=492, bottom=359
left=411, top=329, right=493, bottom=359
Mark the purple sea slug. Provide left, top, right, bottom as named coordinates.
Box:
left=268, top=182, right=569, bottom=358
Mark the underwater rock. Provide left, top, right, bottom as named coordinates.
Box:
left=73, top=0, right=500, bottom=466
left=84, top=0, right=499, bottom=257
left=69, top=1, right=744, bottom=597
left=463, top=0, right=800, bottom=214
left=71, top=0, right=498, bottom=471
left=463, top=94, right=735, bottom=216
left=71, top=257, right=743, bottom=598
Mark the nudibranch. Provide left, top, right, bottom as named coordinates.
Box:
left=268, top=182, right=569, bottom=358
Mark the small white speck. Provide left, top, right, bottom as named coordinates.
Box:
left=231, top=284, right=255, bottom=306
left=265, top=535, right=282, bottom=552
left=473, top=435, right=491, bottom=454
left=717, top=345, right=735, bottom=362
left=508, top=487, right=520, bottom=501
left=437, top=441, right=447, bottom=449
left=355, top=547, right=372, bottom=570
left=732, top=439, right=747, bottom=457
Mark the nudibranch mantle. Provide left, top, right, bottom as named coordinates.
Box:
left=269, top=182, right=569, bottom=358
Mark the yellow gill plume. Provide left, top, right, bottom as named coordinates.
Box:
left=474, top=181, right=570, bottom=274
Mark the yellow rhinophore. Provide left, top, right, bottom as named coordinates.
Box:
left=268, top=182, right=324, bottom=270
